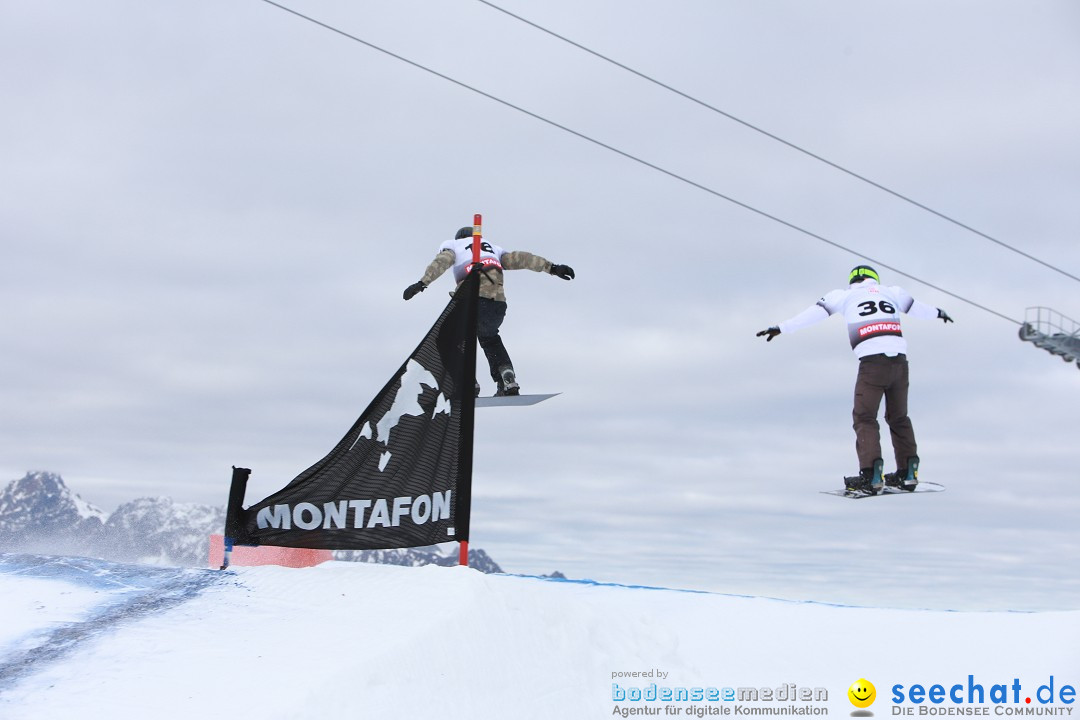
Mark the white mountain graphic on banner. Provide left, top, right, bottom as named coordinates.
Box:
left=350, top=359, right=451, bottom=472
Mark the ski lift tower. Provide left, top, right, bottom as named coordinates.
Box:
left=1019, top=307, right=1080, bottom=371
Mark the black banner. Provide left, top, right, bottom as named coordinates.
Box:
left=237, top=273, right=478, bottom=550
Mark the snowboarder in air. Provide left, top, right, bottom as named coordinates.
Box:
left=756, top=265, right=953, bottom=494
left=403, top=226, right=575, bottom=396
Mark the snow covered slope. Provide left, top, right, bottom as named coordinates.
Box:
left=0, top=554, right=1076, bottom=720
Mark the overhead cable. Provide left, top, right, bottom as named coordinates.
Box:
left=256, top=0, right=1020, bottom=325
left=475, top=0, right=1080, bottom=286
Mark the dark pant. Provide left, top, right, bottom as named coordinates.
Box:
left=852, top=354, right=917, bottom=470
left=477, top=298, right=512, bottom=382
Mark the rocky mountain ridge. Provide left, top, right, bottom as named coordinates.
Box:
left=0, top=471, right=502, bottom=572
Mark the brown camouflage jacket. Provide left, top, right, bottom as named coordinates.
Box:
left=421, top=249, right=552, bottom=302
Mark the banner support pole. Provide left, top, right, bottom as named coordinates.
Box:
left=457, top=214, right=483, bottom=567
left=221, top=466, right=251, bottom=570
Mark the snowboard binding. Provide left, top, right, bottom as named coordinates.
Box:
left=843, top=458, right=884, bottom=496
left=884, top=455, right=919, bottom=492
left=495, top=365, right=520, bottom=396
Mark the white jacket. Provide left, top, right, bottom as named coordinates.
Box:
left=778, top=279, right=939, bottom=358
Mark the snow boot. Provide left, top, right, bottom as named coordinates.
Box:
left=900, top=455, right=919, bottom=491
left=844, top=458, right=884, bottom=494
left=884, top=455, right=919, bottom=491
left=495, top=365, right=519, bottom=396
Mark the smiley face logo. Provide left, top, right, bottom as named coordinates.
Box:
left=848, top=679, right=876, bottom=709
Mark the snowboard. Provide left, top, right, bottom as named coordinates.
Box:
left=822, top=481, right=945, bottom=499
left=475, top=393, right=560, bottom=408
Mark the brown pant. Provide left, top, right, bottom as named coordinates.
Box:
left=852, top=354, right=917, bottom=470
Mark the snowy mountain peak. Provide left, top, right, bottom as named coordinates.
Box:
left=106, top=496, right=224, bottom=535
left=0, top=471, right=107, bottom=538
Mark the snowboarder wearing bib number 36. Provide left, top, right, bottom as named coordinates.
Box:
left=403, top=226, right=575, bottom=397
left=756, top=265, right=953, bottom=495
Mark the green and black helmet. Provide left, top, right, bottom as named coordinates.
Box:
left=849, top=265, right=880, bottom=284
left=455, top=226, right=473, bottom=240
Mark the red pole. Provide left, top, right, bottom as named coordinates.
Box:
left=471, top=213, right=482, bottom=265
left=461, top=213, right=481, bottom=569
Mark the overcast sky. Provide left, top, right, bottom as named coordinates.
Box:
left=3, top=0, right=1079, bottom=610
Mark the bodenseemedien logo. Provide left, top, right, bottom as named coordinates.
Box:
left=609, top=675, right=829, bottom=717
left=849, top=678, right=877, bottom=716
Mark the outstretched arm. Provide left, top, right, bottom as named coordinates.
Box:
left=907, top=299, right=953, bottom=323
left=757, top=302, right=830, bottom=342
left=896, top=287, right=952, bottom=323
left=404, top=249, right=455, bottom=301
left=779, top=303, right=829, bottom=334
left=502, top=251, right=574, bottom=280
left=501, top=250, right=551, bottom=273
left=420, top=249, right=455, bottom=286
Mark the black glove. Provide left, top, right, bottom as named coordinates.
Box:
left=757, top=326, right=781, bottom=342
left=403, top=281, right=426, bottom=301
left=937, top=309, right=953, bottom=324
left=550, top=264, right=575, bottom=281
